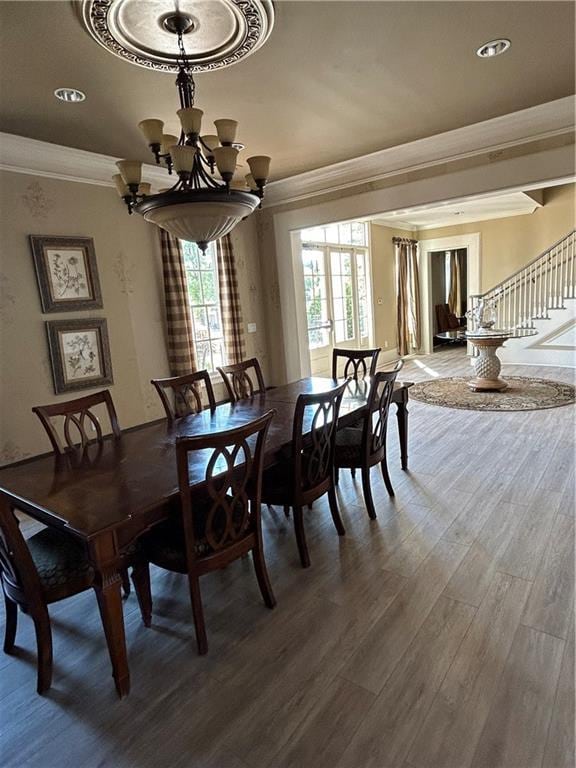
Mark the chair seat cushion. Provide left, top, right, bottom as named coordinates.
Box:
left=28, top=528, right=94, bottom=590
left=142, top=519, right=212, bottom=571
left=142, top=495, right=250, bottom=571
left=260, top=461, right=295, bottom=505
left=335, top=426, right=363, bottom=466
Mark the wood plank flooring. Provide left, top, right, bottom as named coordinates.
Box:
left=1, top=348, right=574, bottom=768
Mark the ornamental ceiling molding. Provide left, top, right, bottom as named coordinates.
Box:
left=0, top=96, right=574, bottom=196
left=77, top=0, right=275, bottom=72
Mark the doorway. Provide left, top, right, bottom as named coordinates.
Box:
left=300, top=223, right=373, bottom=376
left=418, top=233, right=481, bottom=355
left=430, top=248, right=468, bottom=343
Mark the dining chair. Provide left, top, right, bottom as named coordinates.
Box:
left=151, top=370, right=216, bottom=421
left=32, top=390, right=132, bottom=597
left=260, top=382, right=348, bottom=568
left=331, top=347, right=381, bottom=479
left=134, top=410, right=276, bottom=655
left=334, top=361, right=404, bottom=519
left=217, top=358, right=266, bottom=402
left=0, top=503, right=146, bottom=694
left=331, top=347, right=381, bottom=380
left=32, top=389, right=121, bottom=455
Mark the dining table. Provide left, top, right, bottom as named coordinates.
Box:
left=0, top=375, right=413, bottom=697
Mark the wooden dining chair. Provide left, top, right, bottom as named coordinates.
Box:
left=0, top=502, right=146, bottom=694
left=32, top=390, right=131, bottom=597
left=134, top=410, right=277, bottom=655
left=151, top=370, right=216, bottom=421
left=260, top=382, right=348, bottom=568
left=0, top=504, right=95, bottom=693
left=32, top=390, right=121, bottom=455
left=217, top=358, right=266, bottom=402
left=334, top=361, right=404, bottom=519
left=331, top=347, right=381, bottom=380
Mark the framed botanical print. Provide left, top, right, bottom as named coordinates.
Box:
left=30, top=235, right=103, bottom=312
left=46, top=318, right=113, bottom=394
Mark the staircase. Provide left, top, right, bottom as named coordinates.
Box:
left=469, top=230, right=576, bottom=367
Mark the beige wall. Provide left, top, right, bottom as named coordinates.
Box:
left=421, top=183, right=575, bottom=291
left=0, top=171, right=267, bottom=465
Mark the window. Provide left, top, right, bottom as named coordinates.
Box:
left=300, top=221, right=372, bottom=350
left=300, top=221, right=368, bottom=247
left=181, top=241, right=226, bottom=371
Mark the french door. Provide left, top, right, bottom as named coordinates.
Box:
left=302, top=244, right=372, bottom=376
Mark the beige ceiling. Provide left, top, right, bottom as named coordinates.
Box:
left=0, top=1, right=574, bottom=180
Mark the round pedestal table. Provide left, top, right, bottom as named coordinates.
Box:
left=465, top=329, right=537, bottom=391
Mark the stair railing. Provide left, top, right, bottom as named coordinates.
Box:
left=469, top=229, right=575, bottom=331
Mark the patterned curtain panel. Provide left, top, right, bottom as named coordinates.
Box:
left=394, top=237, right=421, bottom=356
left=216, top=234, right=246, bottom=365
left=159, top=228, right=197, bottom=376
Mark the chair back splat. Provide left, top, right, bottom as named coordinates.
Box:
left=176, top=410, right=275, bottom=563
left=32, top=390, right=120, bottom=455
left=363, top=361, right=404, bottom=462
left=151, top=370, right=216, bottom=421
left=293, top=382, right=347, bottom=503
left=332, top=348, right=381, bottom=380
left=217, top=358, right=266, bottom=402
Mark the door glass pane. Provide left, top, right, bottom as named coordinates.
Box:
left=302, top=248, right=329, bottom=348
left=356, top=250, right=368, bottom=339
left=338, top=223, right=352, bottom=244
left=330, top=250, right=355, bottom=342
left=300, top=227, right=325, bottom=243
left=351, top=222, right=367, bottom=246
left=324, top=224, right=339, bottom=244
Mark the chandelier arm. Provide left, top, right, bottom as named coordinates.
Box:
left=192, top=160, right=224, bottom=190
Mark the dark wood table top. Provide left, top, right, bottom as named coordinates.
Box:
left=0, top=378, right=412, bottom=542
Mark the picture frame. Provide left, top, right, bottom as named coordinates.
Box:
left=46, top=318, right=113, bottom=394
left=30, top=235, right=103, bottom=312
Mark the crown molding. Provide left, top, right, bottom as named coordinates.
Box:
left=263, top=96, right=576, bottom=207
left=0, top=133, right=168, bottom=188
left=0, top=96, right=574, bottom=201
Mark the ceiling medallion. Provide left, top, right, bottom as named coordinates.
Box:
left=78, top=0, right=275, bottom=72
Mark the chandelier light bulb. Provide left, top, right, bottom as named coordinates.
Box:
left=247, top=156, right=271, bottom=184
left=170, top=146, right=196, bottom=175
left=177, top=107, right=204, bottom=137
left=138, top=119, right=164, bottom=145
left=214, top=119, right=238, bottom=146
left=213, top=146, right=239, bottom=179
left=116, top=160, right=142, bottom=186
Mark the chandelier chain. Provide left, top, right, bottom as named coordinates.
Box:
left=175, top=29, right=195, bottom=109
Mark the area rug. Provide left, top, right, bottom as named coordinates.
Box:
left=409, top=376, right=576, bottom=412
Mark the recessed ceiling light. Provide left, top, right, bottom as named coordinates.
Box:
left=54, top=87, right=86, bottom=103
left=476, top=39, right=511, bottom=58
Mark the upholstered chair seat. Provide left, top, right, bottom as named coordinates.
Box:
left=26, top=528, right=94, bottom=590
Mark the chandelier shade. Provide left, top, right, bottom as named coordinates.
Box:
left=106, top=3, right=273, bottom=249
left=135, top=190, right=260, bottom=247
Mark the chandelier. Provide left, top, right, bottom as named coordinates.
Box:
left=111, top=9, right=271, bottom=251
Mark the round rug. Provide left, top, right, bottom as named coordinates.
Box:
left=410, top=376, right=576, bottom=412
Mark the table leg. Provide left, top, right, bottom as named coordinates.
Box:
left=395, top=394, right=409, bottom=471
left=90, top=534, right=130, bottom=698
